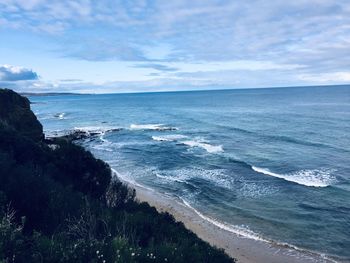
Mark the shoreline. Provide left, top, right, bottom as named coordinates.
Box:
left=116, top=173, right=336, bottom=263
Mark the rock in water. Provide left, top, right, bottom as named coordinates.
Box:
left=0, top=89, right=43, bottom=141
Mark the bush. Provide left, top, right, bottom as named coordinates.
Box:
left=0, top=89, right=234, bottom=262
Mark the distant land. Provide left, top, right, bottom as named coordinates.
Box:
left=20, top=92, right=86, bottom=96
left=19, top=84, right=350, bottom=97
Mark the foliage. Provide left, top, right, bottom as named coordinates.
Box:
left=0, top=89, right=234, bottom=262
left=0, top=89, right=43, bottom=141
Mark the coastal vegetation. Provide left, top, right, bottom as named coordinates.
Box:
left=0, top=89, right=234, bottom=263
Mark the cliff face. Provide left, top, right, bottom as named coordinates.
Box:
left=0, top=89, right=43, bottom=141
left=0, top=89, right=233, bottom=263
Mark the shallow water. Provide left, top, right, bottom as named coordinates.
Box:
left=31, top=85, right=350, bottom=261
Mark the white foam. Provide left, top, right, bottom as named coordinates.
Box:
left=92, top=144, right=114, bottom=152
left=252, top=166, right=336, bottom=187
left=152, top=134, right=188, bottom=142
left=106, top=167, right=335, bottom=262
left=179, top=198, right=338, bottom=262
left=181, top=140, right=223, bottom=153
left=99, top=135, right=109, bottom=143
left=54, top=113, right=66, bottom=120
left=239, top=182, right=278, bottom=198
left=110, top=168, right=155, bottom=192
left=74, top=126, right=120, bottom=135
left=130, top=124, right=178, bottom=131
left=155, top=173, right=187, bottom=183
left=180, top=198, right=266, bottom=241
left=159, top=168, right=232, bottom=189
left=152, top=134, right=223, bottom=154
left=92, top=136, right=114, bottom=152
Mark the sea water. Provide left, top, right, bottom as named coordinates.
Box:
left=30, top=85, right=350, bottom=261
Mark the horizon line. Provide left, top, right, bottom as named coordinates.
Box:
left=15, top=83, right=350, bottom=96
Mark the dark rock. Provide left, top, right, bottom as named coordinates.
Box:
left=59, top=128, right=122, bottom=141
left=0, top=89, right=44, bottom=141
left=61, top=130, right=96, bottom=141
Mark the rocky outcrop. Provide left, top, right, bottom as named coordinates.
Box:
left=0, top=89, right=43, bottom=141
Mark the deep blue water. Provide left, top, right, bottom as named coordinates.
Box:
left=31, top=85, right=350, bottom=261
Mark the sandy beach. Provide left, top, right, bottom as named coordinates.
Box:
left=122, top=180, right=336, bottom=263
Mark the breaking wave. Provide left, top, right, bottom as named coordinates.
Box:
left=152, top=134, right=223, bottom=154
left=54, top=112, right=66, bottom=120
left=152, top=134, right=188, bottom=141
left=252, top=166, right=336, bottom=187
left=155, top=168, right=231, bottom=189
left=179, top=198, right=338, bottom=262
left=155, top=173, right=187, bottom=183
left=130, top=124, right=178, bottom=131
left=181, top=140, right=223, bottom=153
left=180, top=198, right=266, bottom=241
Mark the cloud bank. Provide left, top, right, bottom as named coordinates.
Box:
left=0, top=1, right=350, bottom=92
left=0, top=65, right=38, bottom=81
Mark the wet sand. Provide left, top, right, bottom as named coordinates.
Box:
left=123, top=180, right=336, bottom=263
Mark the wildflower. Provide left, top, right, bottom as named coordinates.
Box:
left=96, top=250, right=100, bottom=254
left=131, top=252, right=135, bottom=256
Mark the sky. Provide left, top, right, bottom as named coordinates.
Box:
left=0, top=0, right=350, bottom=93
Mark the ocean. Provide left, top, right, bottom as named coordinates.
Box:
left=30, top=85, right=350, bottom=261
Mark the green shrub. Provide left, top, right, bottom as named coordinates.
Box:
left=0, top=89, right=234, bottom=262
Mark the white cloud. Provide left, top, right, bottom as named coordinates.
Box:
left=299, top=72, right=350, bottom=83
left=0, top=64, right=38, bottom=81
left=173, top=60, right=304, bottom=72
left=1, top=1, right=350, bottom=92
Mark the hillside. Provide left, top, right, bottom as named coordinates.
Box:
left=0, top=89, right=234, bottom=263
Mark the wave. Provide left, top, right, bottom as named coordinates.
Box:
left=156, top=168, right=231, bottom=190
left=252, top=166, right=336, bottom=187
left=218, top=124, right=346, bottom=153
left=110, top=168, right=155, bottom=192
left=90, top=135, right=115, bottom=152
left=152, top=134, right=188, bottom=142
left=151, top=134, right=223, bottom=154
left=155, top=173, right=187, bottom=183
left=180, top=198, right=338, bottom=262
left=180, top=198, right=266, bottom=241
left=181, top=140, right=223, bottom=153
left=54, top=112, right=66, bottom=120
left=130, top=124, right=178, bottom=131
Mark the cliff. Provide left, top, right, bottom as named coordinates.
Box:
left=0, top=89, right=43, bottom=141
left=0, top=89, right=234, bottom=263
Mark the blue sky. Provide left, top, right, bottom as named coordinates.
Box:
left=0, top=0, right=350, bottom=93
